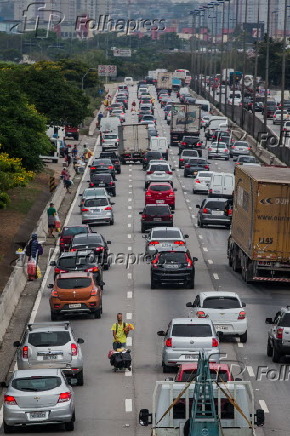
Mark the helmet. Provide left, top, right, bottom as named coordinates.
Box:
left=31, top=233, right=37, bottom=239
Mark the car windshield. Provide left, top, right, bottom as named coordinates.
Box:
left=149, top=185, right=171, bottom=192
left=158, top=252, right=187, bottom=264
left=84, top=198, right=109, bottom=207
left=205, top=201, right=226, bottom=209
left=172, top=324, right=212, bottom=337
left=202, top=296, right=241, bottom=309
left=28, top=331, right=71, bottom=347
left=181, top=369, right=229, bottom=382
left=145, top=206, right=170, bottom=214
left=151, top=230, right=181, bottom=239
left=104, top=135, right=117, bottom=140
left=12, top=377, right=62, bottom=392
left=56, top=277, right=92, bottom=289
left=150, top=165, right=169, bottom=171
left=238, top=156, right=256, bottom=163
left=62, top=227, right=87, bottom=236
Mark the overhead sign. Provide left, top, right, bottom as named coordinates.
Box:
left=98, top=65, right=117, bottom=77
left=113, top=49, right=132, bottom=57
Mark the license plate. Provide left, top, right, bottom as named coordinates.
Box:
left=99, top=183, right=105, bottom=186
left=153, top=218, right=162, bottom=221
left=161, top=243, right=171, bottom=247
left=69, top=303, right=81, bottom=308
left=164, top=264, right=179, bottom=268
left=212, top=211, right=224, bottom=215
left=156, top=200, right=164, bottom=204
left=179, top=355, right=196, bottom=360
left=216, top=325, right=229, bottom=331
left=29, top=411, right=47, bottom=419
left=43, top=354, right=58, bottom=360
left=91, top=209, right=100, bottom=213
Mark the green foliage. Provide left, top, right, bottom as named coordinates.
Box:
left=0, top=192, right=10, bottom=209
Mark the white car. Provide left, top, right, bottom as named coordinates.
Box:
left=124, top=76, right=134, bottom=86
left=145, top=161, right=174, bottom=189
left=167, top=111, right=172, bottom=125
left=101, top=133, right=119, bottom=150
left=193, top=171, right=214, bottom=194
left=143, top=227, right=189, bottom=256
left=186, top=291, right=247, bottom=342
left=111, top=109, right=125, bottom=122
left=227, top=97, right=241, bottom=106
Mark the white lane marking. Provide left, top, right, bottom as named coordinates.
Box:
left=128, top=234, right=132, bottom=239
left=128, top=206, right=132, bottom=210
left=128, top=198, right=132, bottom=202
left=198, top=235, right=203, bottom=239
left=128, top=223, right=132, bottom=228
left=126, top=312, right=132, bottom=320
left=129, top=184, right=132, bottom=188
left=129, top=168, right=132, bottom=172
left=189, top=206, right=192, bottom=210
left=192, top=215, right=196, bottom=218
left=126, top=336, right=132, bottom=346
left=127, top=291, right=133, bottom=299
left=246, top=366, right=255, bottom=377
left=125, top=369, right=132, bottom=376
left=128, top=246, right=132, bottom=251
left=208, top=260, right=213, bottom=264
left=182, top=185, right=185, bottom=188
left=128, top=214, right=132, bottom=218
left=236, top=337, right=244, bottom=347
left=128, top=273, right=132, bottom=279
left=259, top=400, right=269, bottom=413
left=213, top=273, right=219, bottom=279
left=186, top=199, right=190, bottom=203
left=203, top=247, right=208, bottom=252
left=128, top=191, right=132, bottom=194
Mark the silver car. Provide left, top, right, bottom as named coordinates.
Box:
left=235, top=155, right=258, bottom=165
left=230, top=140, right=251, bottom=159
left=157, top=318, right=220, bottom=372
left=81, top=195, right=115, bottom=226
left=145, top=162, right=174, bottom=189
left=1, top=368, right=76, bottom=432
left=79, top=187, right=110, bottom=210
left=13, top=322, right=84, bottom=385
left=208, top=142, right=229, bottom=160
left=101, top=133, right=119, bottom=150
left=143, top=227, right=189, bottom=256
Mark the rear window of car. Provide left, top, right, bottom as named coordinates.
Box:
left=202, top=296, right=241, bottom=309
left=104, top=135, right=117, bottom=139
left=205, top=201, right=226, bottom=209
left=188, top=159, right=206, bottom=164
left=234, top=142, right=248, bottom=147
left=152, top=230, right=181, bottom=239
left=172, top=324, right=212, bottom=337
left=62, top=227, right=87, bottom=236
left=73, top=235, right=102, bottom=244
left=278, top=313, right=290, bottom=327
left=146, top=152, right=162, bottom=158
left=91, top=174, right=111, bottom=182
left=158, top=252, right=187, bottom=263
left=28, top=331, right=71, bottom=347
left=12, top=377, right=62, bottom=392
left=180, top=369, right=229, bottom=382
left=238, top=157, right=256, bottom=163
left=59, top=253, right=96, bottom=269
left=93, top=159, right=111, bottom=165
left=182, top=151, right=198, bottom=157
left=56, top=277, right=92, bottom=289
left=84, top=198, right=109, bottom=207
left=198, top=172, right=212, bottom=178
left=149, top=185, right=171, bottom=192
left=145, top=206, right=170, bottom=214
left=150, top=164, right=169, bottom=171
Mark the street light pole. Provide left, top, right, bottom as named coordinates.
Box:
left=219, top=0, right=226, bottom=110
left=263, top=0, right=271, bottom=130
left=279, top=0, right=288, bottom=145
left=240, top=0, right=248, bottom=128
left=252, top=0, right=261, bottom=138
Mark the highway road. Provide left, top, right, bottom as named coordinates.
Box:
left=1, top=85, right=290, bottom=436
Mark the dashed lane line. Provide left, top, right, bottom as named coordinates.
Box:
left=126, top=337, right=132, bottom=346
left=128, top=273, right=132, bottom=279
left=203, top=247, right=208, bottom=252
left=208, top=260, right=213, bottom=264
left=213, top=273, right=219, bottom=279
left=127, top=291, right=133, bottom=299
left=259, top=400, right=269, bottom=413
left=128, top=234, right=132, bottom=239
left=246, top=366, right=255, bottom=377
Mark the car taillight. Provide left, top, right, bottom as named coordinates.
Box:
left=151, top=257, right=159, bottom=267
left=86, top=266, right=99, bottom=272
left=236, top=163, right=241, bottom=165
left=70, top=248, right=77, bottom=252
left=204, top=165, right=209, bottom=169
left=165, top=338, right=172, bottom=347
left=196, top=311, right=206, bottom=318
left=208, top=147, right=212, bottom=151
left=195, top=180, right=201, bottom=183
left=224, top=149, right=228, bottom=152
left=89, top=183, right=94, bottom=187
left=276, top=327, right=284, bottom=339
left=4, top=395, right=17, bottom=405
left=168, top=192, right=174, bottom=197
left=185, top=164, right=190, bottom=168
left=95, top=246, right=104, bottom=251
left=203, top=208, right=209, bottom=213
left=179, top=158, right=184, bottom=161
left=145, top=191, right=152, bottom=196
left=58, top=392, right=72, bottom=403
left=55, top=268, right=66, bottom=274
left=186, top=255, right=193, bottom=267
left=147, top=171, right=153, bottom=174
left=238, top=311, right=246, bottom=320
left=197, top=142, right=202, bottom=146
left=90, top=167, right=96, bottom=170
left=209, top=189, right=213, bottom=193
left=104, top=206, right=112, bottom=210
left=149, top=241, right=159, bottom=245
left=247, top=147, right=251, bottom=150
left=166, top=171, right=173, bottom=175
left=90, top=289, right=98, bottom=296
left=180, top=142, right=187, bottom=146
left=174, top=241, right=185, bottom=245
left=22, top=346, right=28, bottom=359
left=51, top=290, right=59, bottom=297
left=141, top=214, right=146, bottom=219
left=110, top=182, right=115, bottom=185
left=108, top=166, right=114, bottom=169
left=231, top=146, right=236, bottom=149
left=212, top=338, right=219, bottom=347
left=60, top=238, right=65, bottom=243
left=81, top=208, right=89, bottom=212
left=71, top=343, right=78, bottom=356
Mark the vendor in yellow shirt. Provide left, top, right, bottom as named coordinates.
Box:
left=111, top=313, right=134, bottom=350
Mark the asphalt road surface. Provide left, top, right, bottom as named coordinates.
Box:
left=1, top=85, right=290, bottom=436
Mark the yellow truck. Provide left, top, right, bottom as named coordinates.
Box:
left=227, top=166, right=290, bottom=283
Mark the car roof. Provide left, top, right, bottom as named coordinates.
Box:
left=72, top=233, right=102, bottom=241
left=26, top=324, right=72, bottom=333
left=198, top=291, right=240, bottom=299
left=197, top=171, right=214, bottom=176
left=14, top=369, right=62, bottom=378
left=171, top=318, right=213, bottom=325
left=148, top=182, right=171, bottom=186
left=62, top=225, right=88, bottom=230
left=204, top=198, right=227, bottom=203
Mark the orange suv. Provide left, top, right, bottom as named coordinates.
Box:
left=49, top=272, right=102, bottom=321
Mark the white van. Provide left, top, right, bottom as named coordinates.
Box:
left=208, top=172, right=234, bottom=198
left=195, top=99, right=211, bottom=113
left=150, top=137, right=168, bottom=159
left=124, top=77, right=134, bottom=86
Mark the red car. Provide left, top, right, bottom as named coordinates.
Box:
left=59, top=225, right=91, bottom=252
left=175, top=363, right=233, bottom=382
left=145, top=182, right=177, bottom=210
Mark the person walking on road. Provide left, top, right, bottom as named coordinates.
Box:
left=61, top=168, right=72, bottom=193
left=47, top=202, right=57, bottom=237
left=111, top=313, right=130, bottom=350
left=25, top=233, right=43, bottom=280
left=97, top=111, right=104, bottom=128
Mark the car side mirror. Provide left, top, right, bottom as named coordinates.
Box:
left=242, top=302, right=246, bottom=307
left=171, top=211, right=175, bottom=214
left=79, top=193, right=82, bottom=196
left=172, top=168, right=175, bottom=171
left=235, top=377, right=242, bottom=381
left=68, top=378, right=78, bottom=386
left=186, top=302, right=193, bottom=308
left=0, top=382, right=7, bottom=388
left=157, top=330, right=166, bottom=336
left=50, top=261, right=56, bottom=266
left=88, top=165, right=91, bottom=168
left=265, top=317, right=273, bottom=324
left=255, top=409, right=265, bottom=427
left=139, top=409, right=152, bottom=426
left=196, top=204, right=200, bottom=208
left=173, top=188, right=177, bottom=191
left=184, top=234, right=189, bottom=238
left=107, top=241, right=111, bottom=244
left=77, top=338, right=84, bottom=344
left=139, top=211, right=143, bottom=215
left=13, top=341, right=21, bottom=347
left=47, top=284, right=54, bottom=289
left=192, top=257, right=198, bottom=262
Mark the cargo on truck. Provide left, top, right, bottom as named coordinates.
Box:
left=156, top=72, right=173, bottom=93
left=170, top=103, right=201, bottom=146
left=228, top=166, right=290, bottom=283
left=118, top=123, right=150, bottom=164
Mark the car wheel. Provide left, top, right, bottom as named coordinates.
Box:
left=162, top=362, right=171, bottom=373
left=240, top=331, right=247, bottom=343
left=141, top=225, right=146, bottom=233
left=110, top=219, right=114, bottom=225
left=76, top=370, right=84, bottom=386
left=225, top=157, right=229, bottom=161
left=117, top=169, right=121, bottom=174
left=267, top=339, right=273, bottom=357
left=208, top=156, right=212, bottom=160
left=151, top=280, right=157, bottom=289
left=51, top=311, right=58, bottom=321
left=184, top=172, right=188, bottom=178
left=3, top=422, right=14, bottom=434
left=94, top=308, right=102, bottom=319
left=272, top=347, right=282, bottom=363
left=64, top=417, right=75, bottom=431
left=112, top=191, right=116, bottom=197
left=103, top=263, right=109, bottom=271
left=171, top=204, right=175, bottom=211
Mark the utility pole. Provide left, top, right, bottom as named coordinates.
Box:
left=240, top=0, right=248, bottom=128
left=279, top=0, right=288, bottom=145
left=252, top=0, right=260, bottom=139
left=263, top=0, right=271, bottom=130
left=219, top=1, right=226, bottom=110
left=224, top=0, right=231, bottom=117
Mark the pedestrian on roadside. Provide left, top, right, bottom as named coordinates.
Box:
left=47, top=202, right=57, bottom=237
left=131, top=101, right=136, bottom=112
left=25, top=233, right=43, bottom=280
left=71, top=144, right=78, bottom=158
left=111, top=313, right=130, bottom=350
left=97, top=111, right=104, bottom=128
left=61, top=168, right=72, bottom=193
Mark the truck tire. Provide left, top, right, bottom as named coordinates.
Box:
left=272, top=347, right=282, bottom=363
left=267, top=339, right=273, bottom=357
left=162, top=362, right=171, bottom=373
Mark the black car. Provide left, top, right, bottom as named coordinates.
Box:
left=142, top=151, right=163, bottom=170
left=70, top=233, right=111, bottom=270
left=90, top=158, right=116, bottom=180
left=179, top=150, right=199, bottom=168
left=99, top=151, right=121, bottom=174
left=196, top=198, right=231, bottom=228
left=184, top=158, right=210, bottom=177
left=50, top=249, right=104, bottom=288
left=211, top=130, right=231, bottom=142
left=150, top=247, right=197, bottom=289
left=179, top=136, right=203, bottom=156
left=89, top=173, right=116, bottom=197
left=139, top=205, right=174, bottom=233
